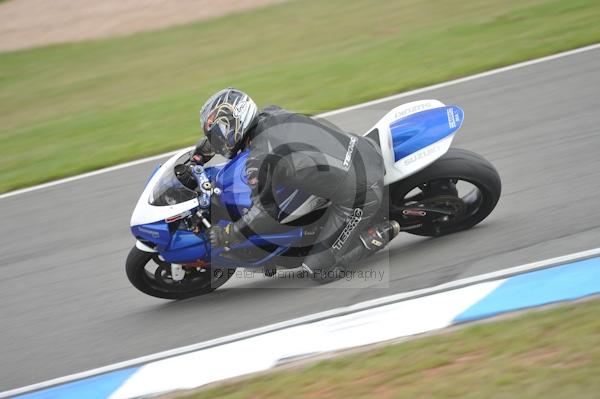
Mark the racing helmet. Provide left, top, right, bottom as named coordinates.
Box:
left=200, top=88, right=258, bottom=158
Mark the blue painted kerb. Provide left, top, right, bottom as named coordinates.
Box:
left=15, top=367, right=139, bottom=399
left=454, top=256, right=600, bottom=323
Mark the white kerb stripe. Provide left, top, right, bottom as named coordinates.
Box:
left=108, top=280, right=503, bottom=399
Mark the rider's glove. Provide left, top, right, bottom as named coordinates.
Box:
left=208, top=223, right=242, bottom=251
left=192, top=137, right=216, bottom=165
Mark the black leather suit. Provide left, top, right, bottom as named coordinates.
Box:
left=198, top=106, right=385, bottom=272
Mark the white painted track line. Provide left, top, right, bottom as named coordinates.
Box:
left=0, top=149, right=187, bottom=200
left=3, top=246, right=599, bottom=398
left=1, top=42, right=599, bottom=201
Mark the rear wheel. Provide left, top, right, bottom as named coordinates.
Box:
left=125, top=246, right=235, bottom=300
left=389, top=148, right=501, bottom=237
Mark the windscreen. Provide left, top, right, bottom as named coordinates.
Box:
left=149, top=152, right=197, bottom=206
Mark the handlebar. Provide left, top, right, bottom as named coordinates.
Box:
left=189, top=164, right=213, bottom=229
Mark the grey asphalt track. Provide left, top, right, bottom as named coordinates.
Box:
left=1, top=47, right=600, bottom=391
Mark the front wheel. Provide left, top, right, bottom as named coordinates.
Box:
left=389, top=148, right=501, bottom=237
left=125, top=247, right=235, bottom=300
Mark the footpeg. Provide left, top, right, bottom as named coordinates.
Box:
left=359, top=220, right=400, bottom=251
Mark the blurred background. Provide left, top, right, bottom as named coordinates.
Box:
left=1, top=0, right=599, bottom=193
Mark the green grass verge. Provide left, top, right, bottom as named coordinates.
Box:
left=177, top=297, right=600, bottom=399
left=1, top=0, right=600, bottom=192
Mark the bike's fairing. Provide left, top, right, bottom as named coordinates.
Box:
left=364, top=99, right=464, bottom=185
left=130, top=149, right=305, bottom=266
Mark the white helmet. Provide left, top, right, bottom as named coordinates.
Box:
left=200, top=88, right=258, bottom=158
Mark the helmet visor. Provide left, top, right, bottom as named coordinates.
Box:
left=203, top=106, right=240, bottom=157
left=205, top=121, right=236, bottom=157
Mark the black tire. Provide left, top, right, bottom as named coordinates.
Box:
left=125, top=246, right=235, bottom=300
left=389, top=148, right=501, bottom=237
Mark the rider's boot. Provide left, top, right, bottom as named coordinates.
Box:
left=307, top=220, right=400, bottom=284
left=337, top=219, right=400, bottom=266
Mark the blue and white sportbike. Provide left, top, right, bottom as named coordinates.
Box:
left=127, top=100, right=501, bottom=299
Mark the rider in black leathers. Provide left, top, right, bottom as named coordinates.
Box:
left=194, top=88, right=399, bottom=282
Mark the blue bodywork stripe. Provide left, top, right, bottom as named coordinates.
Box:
left=390, top=106, right=463, bottom=161
left=454, top=257, right=600, bottom=323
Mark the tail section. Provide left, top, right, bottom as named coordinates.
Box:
left=363, top=100, right=464, bottom=185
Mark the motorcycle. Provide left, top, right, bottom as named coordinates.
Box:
left=127, top=99, right=501, bottom=299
